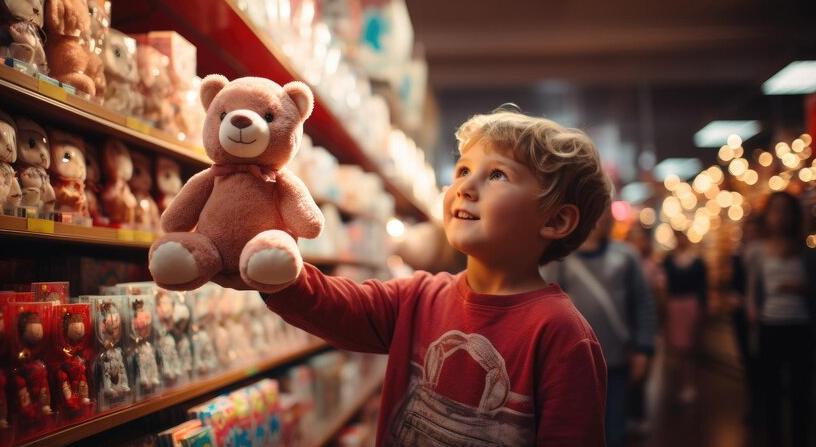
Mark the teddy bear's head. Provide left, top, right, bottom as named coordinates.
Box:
left=44, top=0, right=90, bottom=37
left=48, top=129, right=86, bottom=182
left=103, top=29, right=139, bottom=84
left=199, top=75, right=314, bottom=169
left=2, top=0, right=44, bottom=27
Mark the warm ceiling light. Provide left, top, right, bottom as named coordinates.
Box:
left=694, top=121, right=761, bottom=147
left=719, top=145, right=735, bottom=162
left=769, top=175, right=785, bottom=191
left=801, top=134, right=813, bottom=146
left=762, top=61, right=816, bottom=95
left=758, top=152, right=774, bottom=166
left=707, top=166, right=724, bottom=184
left=727, top=134, right=742, bottom=149
left=728, top=205, right=744, bottom=221
left=744, top=170, right=758, bottom=185
left=664, top=174, right=681, bottom=191
left=799, top=168, right=814, bottom=182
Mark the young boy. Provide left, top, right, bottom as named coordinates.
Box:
left=265, top=107, right=611, bottom=446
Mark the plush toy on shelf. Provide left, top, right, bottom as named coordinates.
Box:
left=136, top=44, right=175, bottom=131
left=0, top=0, right=48, bottom=73
left=102, top=29, right=142, bottom=116
left=129, top=151, right=161, bottom=232
left=83, top=142, right=108, bottom=225
left=149, top=76, right=324, bottom=293
left=0, top=110, right=17, bottom=210
left=100, top=138, right=136, bottom=227
left=47, top=129, right=89, bottom=218
left=155, top=156, right=181, bottom=214
left=14, top=117, right=55, bottom=214
left=44, top=0, right=105, bottom=99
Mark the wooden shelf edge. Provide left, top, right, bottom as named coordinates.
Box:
left=0, top=215, right=154, bottom=249
left=15, top=340, right=329, bottom=447
left=0, top=64, right=211, bottom=168
left=307, top=373, right=384, bottom=447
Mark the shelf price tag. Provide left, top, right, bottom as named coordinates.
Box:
left=117, top=229, right=135, bottom=241
left=27, top=218, right=55, bottom=234
left=38, top=79, right=67, bottom=102
left=134, top=230, right=154, bottom=243
left=126, top=117, right=151, bottom=134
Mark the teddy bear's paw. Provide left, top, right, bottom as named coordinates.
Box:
left=245, top=248, right=300, bottom=286
left=149, top=241, right=200, bottom=286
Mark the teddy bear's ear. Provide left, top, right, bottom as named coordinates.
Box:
left=283, top=81, right=314, bottom=121
left=200, top=74, right=229, bottom=111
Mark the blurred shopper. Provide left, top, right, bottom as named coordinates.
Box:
left=729, top=216, right=763, bottom=423
left=625, top=224, right=665, bottom=434
left=541, top=208, right=658, bottom=447
left=746, top=191, right=815, bottom=447
left=662, top=231, right=707, bottom=405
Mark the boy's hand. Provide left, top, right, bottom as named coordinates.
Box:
left=629, top=353, right=650, bottom=383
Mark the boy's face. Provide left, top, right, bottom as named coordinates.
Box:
left=443, top=142, right=547, bottom=262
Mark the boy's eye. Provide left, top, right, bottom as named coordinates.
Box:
left=489, top=169, right=507, bottom=180
left=456, top=167, right=470, bottom=178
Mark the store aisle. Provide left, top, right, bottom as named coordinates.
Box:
left=628, top=318, right=758, bottom=447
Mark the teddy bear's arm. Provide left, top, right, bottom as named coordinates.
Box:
left=160, top=169, right=215, bottom=233
left=276, top=169, right=324, bottom=239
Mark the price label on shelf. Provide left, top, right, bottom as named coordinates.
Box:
left=27, top=218, right=55, bottom=234
left=117, top=229, right=135, bottom=241
left=134, top=230, right=154, bottom=243
left=126, top=117, right=151, bottom=134
left=37, top=79, right=67, bottom=102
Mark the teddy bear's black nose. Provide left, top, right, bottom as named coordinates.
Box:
left=230, top=115, right=253, bottom=129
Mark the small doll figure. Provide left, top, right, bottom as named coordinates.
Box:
left=47, top=129, right=88, bottom=217
left=97, top=300, right=130, bottom=400
left=154, top=156, right=181, bottom=214
left=13, top=117, right=53, bottom=214
left=0, top=0, right=48, bottom=73
left=129, top=299, right=160, bottom=393
left=83, top=143, right=108, bottom=226
left=155, top=290, right=181, bottom=383
left=129, top=151, right=160, bottom=232
left=56, top=308, right=91, bottom=416
left=13, top=310, right=52, bottom=423
left=172, top=294, right=193, bottom=380
left=100, top=138, right=137, bottom=227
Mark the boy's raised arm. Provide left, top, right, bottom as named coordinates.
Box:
left=263, top=263, right=420, bottom=354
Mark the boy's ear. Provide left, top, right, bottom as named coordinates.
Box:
left=540, top=204, right=580, bottom=240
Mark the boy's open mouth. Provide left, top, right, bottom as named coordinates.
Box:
left=454, top=209, right=479, bottom=220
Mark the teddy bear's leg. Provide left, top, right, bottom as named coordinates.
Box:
left=240, top=230, right=303, bottom=293
left=149, top=232, right=222, bottom=291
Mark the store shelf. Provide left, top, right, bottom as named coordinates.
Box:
left=314, top=197, right=384, bottom=224
left=14, top=339, right=329, bottom=447
left=1, top=215, right=382, bottom=268
left=113, top=0, right=431, bottom=222
left=0, top=64, right=211, bottom=168
left=306, top=373, right=384, bottom=447
left=0, top=215, right=156, bottom=249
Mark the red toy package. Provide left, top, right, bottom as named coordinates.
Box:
left=31, top=282, right=70, bottom=303
left=52, top=303, right=94, bottom=423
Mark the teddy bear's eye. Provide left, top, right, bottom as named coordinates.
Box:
left=28, top=138, right=35, bottom=148
left=220, top=112, right=227, bottom=121
left=62, top=151, right=71, bottom=162
left=114, top=48, right=121, bottom=58
left=265, top=113, right=274, bottom=123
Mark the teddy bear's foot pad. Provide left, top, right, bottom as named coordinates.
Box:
left=246, top=248, right=299, bottom=285
left=150, top=242, right=200, bottom=285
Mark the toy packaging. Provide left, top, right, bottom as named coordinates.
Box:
left=31, top=282, right=69, bottom=303
left=13, top=117, right=54, bottom=218
left=154, top=288, right=184, bottom=386
left=0, top=0, right=47, bottom=74
left=46, top=129, right=90, bottom=223
left=44, top=0, right=105, bottom=99
left=8, top=301, right=56, bottom=437
left=102, top=29, right=143, bottom=116
left=51, top=303, right=94, bottom=423
left=87, top=295, right=132, bottom=411
left=171, top=291, right=194, bottom=382
left=126, top=296, right=161, bottom=400
left=187, top=286, right=218, bottom=377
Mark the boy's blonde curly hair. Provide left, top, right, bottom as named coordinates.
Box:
left=455, top=105, right=611, bottom=265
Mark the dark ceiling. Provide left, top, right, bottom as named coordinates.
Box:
left=405, top=0, right=816, bottom=183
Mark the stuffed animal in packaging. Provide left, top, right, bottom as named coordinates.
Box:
left=155, top=156, right=181, bottom=214
left=44, top=0, right=105, bottom=99
left=0, top=0, right=47, bottom=73
left=100, top=138, right=136, bottom=226
left=86, top=0, right=109, bottom=57
left=47, top=129, right=88, bottom=216
left=13, top=117, right=55, bottom=213
left=136, top=44, right=174, bottom=130
left=149, top=75, right=324, bottom=293
left=103, top=29, right=142, bottom=116
left=129, top=151, right=160, bottom=232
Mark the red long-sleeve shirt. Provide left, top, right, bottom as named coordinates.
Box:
left=265, top=264, right=607, bottom=446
